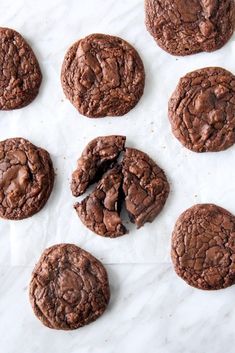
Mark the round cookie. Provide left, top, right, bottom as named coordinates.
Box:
left=29, top=243, right=110, bottom=330
left=168, top=67, right=235, bottom=152
left=122, top=148, right=169, bottom=228
left=72, top=137, right=170, bottom=234
left=145, top=0, right=235, bottom=56
left=0, top=138, right=54, bottom=220
left=61, top=33, right=145, bottom=118
left=171, top=204, right=235, bottom=290
left=0, top=27, right=42, bottom=110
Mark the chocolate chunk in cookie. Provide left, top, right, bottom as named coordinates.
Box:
left=122, top=148, right=169, bottom=228
left=61, top=33, right=145, bottom=118
left=0, top=138, right=54, bottom=220
left=145, top=0, right=235, bottom=56
left=171, top=204, right=235, bottom=290
left=29, top=243, right=110, bottom=330
left=75, top=165, right=126, bottom=238
left=169, top=67, right=235, bottom=152
left=0, top=27, right=42, bottom=110
left=71, top=135, right=125, bottom=197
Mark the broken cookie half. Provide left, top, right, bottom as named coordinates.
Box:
left=71, top=136, right=169, bottom=238
left=122, top=148, right=169, bottom=229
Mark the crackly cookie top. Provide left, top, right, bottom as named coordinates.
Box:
left=145, top=0, right=235, bottom=56
left=0, top=138, right=54, bottom=220
left=0, top=27, right=42, bottom=110
left=72, top=137, right=170, bottom=235
left=171, top=204, right=235, bottom=290
left=168, top=67, right=235, bottom=152
left=75, top=165, right=127, bottom=238
left=29, top=243, right=110, bottom=330
left=61, top=33, right=145, bottom=117
left=71, top=135, right=126, bottom=197
left=122, top=148, right=169, bottom=228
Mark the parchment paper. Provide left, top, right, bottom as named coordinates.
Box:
left=0, top=0, right=235, bottom=266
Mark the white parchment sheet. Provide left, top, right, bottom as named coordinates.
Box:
left=0, top=0, right=235, bottom=266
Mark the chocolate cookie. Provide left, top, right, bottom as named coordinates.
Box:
left=29, top=243, right=110, bottom=330
left=145, top=0, right=235, bottom=56
left=71, top=135, right=125, bottom=196
left=61, top=33, right=145, bottom=118
left=171, top=204, right=235, bottom=290
left=75, top=165, right=127, bottom=238
left=122, top=148, right=169, bottom=228
left=0, top=27, right=42, bottom=110
left=0, top=138, right=54, bottom=220
left=72, top=137, right=170, bottom=236
left=168, top=67, right=235, bottom=152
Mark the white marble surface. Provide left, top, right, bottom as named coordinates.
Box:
left=2, top=264, right=235, bottom=353
left=1, top=0, right=235, bottom=352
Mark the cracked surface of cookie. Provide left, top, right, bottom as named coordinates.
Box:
left=29, top=243, right=110, bottom=330
left=169, top=67, right=235, bottom=152
left=122, top=148, right=169, bottom=228
left=0, top=138, right=54, bottom=220
left=75, top=165, right=126, bottom=238
left=0, top=27, right=42, bottom=110
left=61, top=33, right=145, bottom=118
left=171, top=204, right=235, bottom=290
left=145, top=0, right=235, bottom=56
left=71, top=135, right=125, bottom=197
